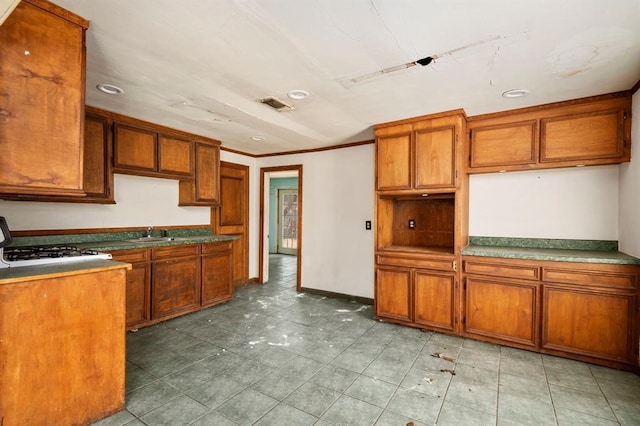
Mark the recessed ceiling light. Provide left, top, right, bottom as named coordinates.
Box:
left=96, top=83, right=124, bottom=95
left=501, top=88, right=529, bottom=98
left=287, top=89, right=310, bottom=100
left=251, top=136, right=265, bottom=141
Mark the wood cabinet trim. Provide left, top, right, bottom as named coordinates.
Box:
left=25, top=0, right=89, bottom=28
left=467, top=91, right=630, bottom=122
left=374, top=108, right=467, bottom=129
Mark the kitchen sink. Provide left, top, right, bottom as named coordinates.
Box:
left=125, top=237, right=176, bottom=243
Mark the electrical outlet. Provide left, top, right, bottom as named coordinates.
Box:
left=365, top=220, right=372, bottom=230
left=408, top=219, right=416, bottom=229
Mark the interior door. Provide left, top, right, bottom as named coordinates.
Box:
left=211, top=161, right=249, bottom=286
left=277, top=189, right=298, bottom=255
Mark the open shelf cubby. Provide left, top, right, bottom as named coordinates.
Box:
left=377, top=193, right=455, bottom=255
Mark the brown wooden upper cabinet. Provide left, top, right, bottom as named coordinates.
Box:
left=113, top=123, right=193, bottom=179
left=1, top=107, right=115, bottom=203
left=375, top=110, right=464, bottom=193
left=179, top=141, right=221, bottom=206
left=467, top=92, right=631, bottom=173
left=0, top=0, right=89, bottom=197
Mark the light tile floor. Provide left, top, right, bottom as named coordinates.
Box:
left=94, top=254, right=640, bottom=425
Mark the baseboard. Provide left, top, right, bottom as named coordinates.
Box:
left=233, top=277, right=260, bottom=287
left=300, top=287, right=373, bottom=305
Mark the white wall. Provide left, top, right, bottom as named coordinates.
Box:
left=256, top=144, right=375, bottom=299
left=0, top=174, right=210, bottom=230
left=469, top=165, right=619, bottom=240
left=619, top=90, right=640, bottom=257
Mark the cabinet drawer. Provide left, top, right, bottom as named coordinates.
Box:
left=152, top=244, right=200, bottom=260
left=377, top=254, right=454, bottom=271
left=542, top=267, right=636, bottom=289
left=464, top=260, right=540, bottom=281
left=202, top=241, right=233, bottom=255
left=110, top=248, right=149, bottom=263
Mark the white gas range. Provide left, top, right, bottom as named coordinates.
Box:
left=0, top=217, right=112, bottom=269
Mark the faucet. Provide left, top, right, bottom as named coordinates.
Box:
left=146, top=226, right=153, bottom=238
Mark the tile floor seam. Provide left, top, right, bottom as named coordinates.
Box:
left=374, top=329, right=435, bottom=425
left=540, top=353, right=562, bottom=426
left=590, top=365, right=623, bottom=425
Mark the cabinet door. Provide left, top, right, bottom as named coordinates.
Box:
left=110, top=249, right=151, bottom=329
left=414, top=271, right=455, bottom=331
left=195, top=142, right=220, bottom=203
left=375, top=267, right=411, bottom=321
left=125, top=263, right=151, bottom=329
left=465, top=278, right=538, bottom=347
left=376, top=132, right=412, bottom=190
left=113, top=123, right=157, bottom=172
left=212, top=162, right=249, bottom=285
left=83, top=112, right=114, bottom=201
left=542, top=286, right=634, bottom=363
left=201, top=244, right=233, bottom=307
left=151, top=256, right=200, bottom=320
left=0, top=109, right=114, bottom=203
left=540, top=109, right=624, bottom=163
left=414, top=126, right=456, bottom=189
left=158, top=134, right=193, bottom=177
left=0, top=1, right=86, bottom=196
left=179, top=142, right=220, bottom=205
left=469, top=121, right=537, bottom=170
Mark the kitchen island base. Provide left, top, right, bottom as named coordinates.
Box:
left=0, top=262, right=128, bottom=425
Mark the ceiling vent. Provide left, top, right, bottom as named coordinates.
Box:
left=259, top=96, right=294, bottom=111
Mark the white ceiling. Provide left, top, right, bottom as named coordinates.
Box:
left=48, top=0, right=640, bottom=155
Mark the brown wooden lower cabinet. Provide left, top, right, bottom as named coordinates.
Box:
left=375, top=267, right=411, bottom=322
left=0, top=265, right=128, bottom=425
left=151, top=245, right=201, bottom=321
left=542, top=286, right=635, bottom=363
left=201, top=241, right=233, bottom=307
left=110, top=241, right=233, bottom=330
left=414, top=271, right=456, bottom=331
left=375, top=260, right=457, bottom=333
left=464, top=278, right=539, bottom=348
left=110, top=248, right=151, bottom=329
left=462, top=256, right=639, bottom=370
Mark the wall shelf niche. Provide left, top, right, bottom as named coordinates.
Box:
left=377, top=193, right=455, bottom=255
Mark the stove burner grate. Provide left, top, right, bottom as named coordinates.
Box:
left=4, top=245, right=102, bottom=261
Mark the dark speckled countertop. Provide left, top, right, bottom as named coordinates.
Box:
left=461, top=236, right=640, bottom=265
left=7, top=228, right=238, bottom=252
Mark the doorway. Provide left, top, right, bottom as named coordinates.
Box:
left=259, top=165, right=302, bottom=291
left=277, top=188, right=298, bottom=255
